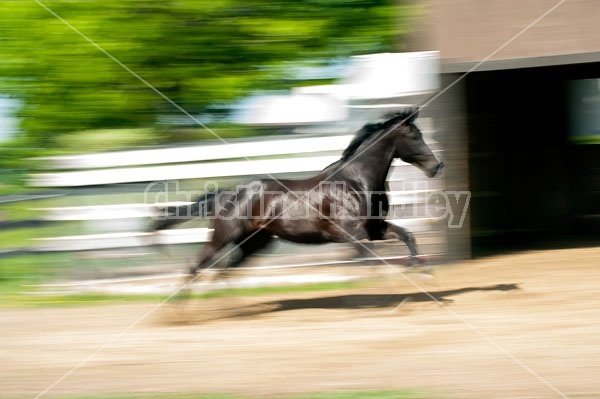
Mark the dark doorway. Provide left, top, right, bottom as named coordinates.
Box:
left=465, top=63, right=600, bottom=256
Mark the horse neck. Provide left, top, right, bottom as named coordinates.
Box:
left=346, top=130, right=397, bottom=191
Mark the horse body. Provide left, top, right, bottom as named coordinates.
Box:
left=251, top=176, right=367, bottom=244
left=154, top=106, right=443, bottom=274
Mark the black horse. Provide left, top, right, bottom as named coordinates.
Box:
left=153, top=106, right=443, bottom=278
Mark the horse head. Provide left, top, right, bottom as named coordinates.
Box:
left=387, top=106, right=444, bottom=178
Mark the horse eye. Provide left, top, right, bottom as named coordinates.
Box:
left=400, top=125, right=412, bottom=135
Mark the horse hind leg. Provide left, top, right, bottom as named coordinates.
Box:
left=188, top=223, right=238, bottom=281
left=196, top=229, right=274, bottom=286
left=230, top=230, right=274, bottom=268
left=205, top=230, right=274, bottom=317
left=169, top=243, right=224, bottom=310
left=190, top=242, right=221, bottom=275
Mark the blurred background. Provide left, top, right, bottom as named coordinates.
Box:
left=0, top=0, right=599, bottom=296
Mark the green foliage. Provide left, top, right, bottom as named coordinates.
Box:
left=192, top=280, right=365, bottom=300
left=0, top=0, right=414, bottom=145
left=570, top=135, right=600, bottom=145
left=0, top=222, right=81, bottom=249
left=0, top=227, right=43, bottom=249
left=3, top=278, right=365, bottom=308
left=0, top=253, right=70, bottom=301
left=53, top=127, right=164, bottom=152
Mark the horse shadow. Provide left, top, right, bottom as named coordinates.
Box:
left=170, top=283, right=521, bottom=323
left=263, top=283, right=520, bottom=312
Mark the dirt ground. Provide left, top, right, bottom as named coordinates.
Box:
left=1, top=247, right=599, bottom=399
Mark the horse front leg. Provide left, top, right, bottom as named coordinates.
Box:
left=383, top=222, right=421, bottom=266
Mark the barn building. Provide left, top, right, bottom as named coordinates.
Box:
left=416, top=0, right=600, bottom=259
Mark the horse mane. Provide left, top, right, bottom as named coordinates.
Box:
left=341, top=106, right=419, bottom=161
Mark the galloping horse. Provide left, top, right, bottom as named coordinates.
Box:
left=153, top=106, right=443, bottom=278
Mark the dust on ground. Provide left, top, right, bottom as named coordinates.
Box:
left=1, top=247, right=599, bottom=399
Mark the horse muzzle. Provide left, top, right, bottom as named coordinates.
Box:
left=427, top=161, right=445, bottom=178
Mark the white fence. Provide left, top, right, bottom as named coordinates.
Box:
left=30, top=135, right=354, bottom=186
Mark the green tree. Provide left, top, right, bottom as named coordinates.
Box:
left=0, top=0, right=417, bottom=146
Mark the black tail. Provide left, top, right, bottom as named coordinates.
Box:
left=150, top=190, right=221, bottom=231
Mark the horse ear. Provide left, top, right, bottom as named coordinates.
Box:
left=408, top=106, right=420, bottom=121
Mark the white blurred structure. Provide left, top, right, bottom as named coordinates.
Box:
left=235, top=51, right=440, bottom=127
left=330, top=51, right=440, bottom=101
left=234, top=94, right=347, bottom=125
